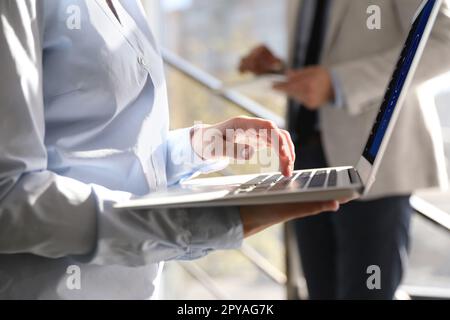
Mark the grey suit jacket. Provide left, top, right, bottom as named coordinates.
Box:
left=287, top=0, right=450, bottom=199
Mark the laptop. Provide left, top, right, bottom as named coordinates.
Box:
left=116, top=0, right=442, bottom=210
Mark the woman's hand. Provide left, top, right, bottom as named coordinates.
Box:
left=189, top=116, right=352, bottom=236
left=190, top=116, right=295, bottom=177
left=240, top=200, right=342, bottom=238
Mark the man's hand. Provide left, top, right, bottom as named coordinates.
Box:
left=239, top=45, right=285, bottom=75
left=190, top=116, right=295, bottom=177
left=273, top=66, right=335, bottom=110
left=240, top=200, right=342, bottom=238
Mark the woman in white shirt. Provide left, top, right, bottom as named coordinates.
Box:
left=0, top=0, right=340, bottom=299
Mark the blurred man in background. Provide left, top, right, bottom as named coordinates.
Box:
left=240, top=0, right=450, bottom=299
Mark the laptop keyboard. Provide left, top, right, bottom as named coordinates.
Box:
left=233, top=168, right=359, bottom=195
left=347, top=168, right=359, bottom=184
left=268, top=174, right=299, bottom=191
left=328, top=170, right=338, bottom=187
left=308, top=170, right=327, bottom=188
left=240, top=175, right=270, bottom=189
left=296, top=172, right=312, bottom=188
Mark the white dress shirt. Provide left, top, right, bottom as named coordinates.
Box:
left=0, top=0, right=243, bottom=299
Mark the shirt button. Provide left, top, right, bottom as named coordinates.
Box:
left=138, top=56, right=146, bottom=66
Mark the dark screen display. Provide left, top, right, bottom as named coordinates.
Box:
left=363, top=0, right=435, bottom=163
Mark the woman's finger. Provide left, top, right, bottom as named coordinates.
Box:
left=281, top=130, right=295, bottom=164
left=216, top=117, right=291, bottom=172
left=276, top=129, right=293, bottom=176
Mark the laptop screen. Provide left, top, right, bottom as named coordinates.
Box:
left=362, top=0, right=436, bottom=164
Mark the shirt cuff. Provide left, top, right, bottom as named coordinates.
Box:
left=326, top=70, right=346, bottom=109
left=84, top=186, right=243, bottom=266
left=183, top=206, right=244, bottom=260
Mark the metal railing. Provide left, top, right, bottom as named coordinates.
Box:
left=162, top=48, right=450, bottom=300
left=410, top=195, right=450, bottom=232
left=162, top=49, right=286, bottom=128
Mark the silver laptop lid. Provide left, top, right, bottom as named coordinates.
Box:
left=356, top=0, right=442, bottom=193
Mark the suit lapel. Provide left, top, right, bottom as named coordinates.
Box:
left=321, top=0, right=352, bottom=59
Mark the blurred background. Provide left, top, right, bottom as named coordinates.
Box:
left=141, top=0, right=450, bottom=300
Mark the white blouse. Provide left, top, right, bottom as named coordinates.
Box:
left=0, top=0, right=242, bottom=299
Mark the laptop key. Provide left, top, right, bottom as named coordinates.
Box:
left=240, top=175, right=270, bottom=188
left=347, top=169, right=359, bottom=184
left=308, top=170, right=327, bottom=188
left=295, top=172, right=312, bottom=189
left=245, top=174, right=287, bottom=194
left=328, top=170, right=338, bottom=187
left=258, top=174, right=283, bottom=186
left=297, top=171, right=312, bottom=179
left=269, top=175, right=297, bottom=191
